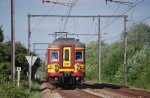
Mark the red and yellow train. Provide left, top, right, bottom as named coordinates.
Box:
left=46, top=38, right=85, bottom=85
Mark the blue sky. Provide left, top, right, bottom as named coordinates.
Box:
left=0, top=0, right=150, bottom=57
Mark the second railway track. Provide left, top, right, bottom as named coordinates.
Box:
left=80, top=82, right=150, bottom=98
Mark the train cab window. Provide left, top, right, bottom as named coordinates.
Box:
left=65, top=50, right=69, bottom=61
left=75, top=51, right=83, bottom=61
left=50, top=51, right=59, bottom=62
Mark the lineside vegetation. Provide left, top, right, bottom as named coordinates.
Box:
left=0, top=26, right=41, bottom=98
left=86, top=23, right=150, bottom=89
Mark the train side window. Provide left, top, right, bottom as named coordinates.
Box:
left=75, top=51, right=83, bottom=61
left=50, top=51, right=59, bottom=62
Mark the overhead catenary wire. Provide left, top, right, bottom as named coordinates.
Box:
left=127, top=4, right=150, bottom=29
left=102, top=1, right=122, bottom=43
left=101, top=0, right=144, bottom=31
left=134, top=15, right=150, bottom=24
left=103, top=1, right=122, bottom=28
left=73, top=17, right=77, bottom=34
left=113, top=1, right=122, bottom=14
left=127, top=0, right=138, bottom=28
left=127, top=15, right=150, bottom=30
left=48, top=33, right=100, bottom=36
left=106, top=0, right=133, bottom=6
left=43, top=0, right=74, bottom=7
left=60, top=0, right=72, bottom=32
left=103, top=33, right=121, bottom=40
left=31, top=4, right=54, bottom=31
left=62, top=0, right=78, bottom=32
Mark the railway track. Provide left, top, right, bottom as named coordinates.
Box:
left=40, top=80, right=150, bottom=98
left=40, top=80, right=101, bottom=98
left=80, top=82, right=150, bottom=98
left=55, top=87, right=101, bottom=98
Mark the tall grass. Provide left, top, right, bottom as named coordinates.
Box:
left=0, top=78, right=41, bottom=98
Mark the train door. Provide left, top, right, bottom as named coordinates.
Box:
left=63, top=47, right=71, bottom=67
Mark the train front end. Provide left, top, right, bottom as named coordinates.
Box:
left=46, top=38, right=85, bottom=85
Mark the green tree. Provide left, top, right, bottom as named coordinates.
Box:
left=0, top=41, right=41, bottom=80
left=128, top=46, right=150, bottom=88
left=0, top=26, right=4, bottom=63
left=85, top=41, right=109, bottom=81
left=0, top=26, right=41, bottom=98
left=101, top=42, right=123, bottom=83
left=120, top=23, right=150, bottom=88
left=126, top=23, right=150, bottom=46
left=86, top=41, right=98, bottom=80
left=0, top=26, right=4, bottom=43
left=86, top=23, right=150, bottom=89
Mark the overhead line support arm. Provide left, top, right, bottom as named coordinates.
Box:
left=29, top=15, right=127, bottom=18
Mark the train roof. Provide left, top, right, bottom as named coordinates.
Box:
left=48, top=38, right=85, bottom=48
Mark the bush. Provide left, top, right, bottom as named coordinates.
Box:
left=0, top=80, right=30, bottom=98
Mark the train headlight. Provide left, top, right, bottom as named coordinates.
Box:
left=76, top=64, right=80, bottom=68
left=54, top=64, right=59, bottom=72
left=75, top=64, right=81, bottom=71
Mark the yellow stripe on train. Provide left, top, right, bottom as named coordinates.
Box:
left=59, top=69, right=75, bottom=72
left=47, top=64, right=85, bottom=73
